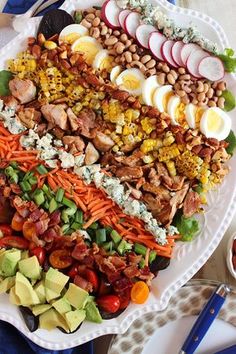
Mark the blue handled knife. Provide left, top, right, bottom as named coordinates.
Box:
left=179, top=284, right=230, bottom=354
left=214, top=345, right=236, bottom=354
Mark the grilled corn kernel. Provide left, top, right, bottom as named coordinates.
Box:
left=116, top=125, right=123, bottom=134
left=158, top=144, right=180, bottom=162
left=141, top=117, right=155, bottom=135
left=163, top=132, right=175, bottom=146
left=44, top=41, right=57, bottom=50
left=143, top=155, right=155, bottom=164
left=140, top=139, right=157, bottom=153
left=112, top=145, right=120, bottom=152
left=176, top=150, right=203, bottom=179
left=166, top=160, right=176, bottom=177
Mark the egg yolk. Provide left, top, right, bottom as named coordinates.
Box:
left=99, top=56, right=113, bottom=71
left=163, top=92, right=173, bottom=111
left=62, top=33, right=81, bottom=44
left=73, top=42, right=99, bottom=65
left=175, top=103, right=186, bottom=124
left=206, top=111, right=224, bottom=132
left=195, top=107, right=205, bottom=127
left=122, top=74, right=141, bottom=90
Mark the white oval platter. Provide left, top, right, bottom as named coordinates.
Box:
left=0, top=0, right=235, bottom=349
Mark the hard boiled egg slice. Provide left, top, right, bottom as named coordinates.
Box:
left=153, top=85, right=173, bottom=113
left=59, top=24, right=89, bottom=44
left=200, top=107, right=231, bottom=140
left=93, top=49, right=113, bottom=71
left=116, top=68, right=145, bottom=96
left=142, top=75, right=160, bottom=106
left=71, top=36, right=102, bottom=65
left=110, top=65, right=122, bottom=83
left=167, top=95, right=186, bottom=125
left=186, top=104, right=206, bottom=129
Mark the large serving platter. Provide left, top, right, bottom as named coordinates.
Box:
left=0, top=0, right=235, bottom=349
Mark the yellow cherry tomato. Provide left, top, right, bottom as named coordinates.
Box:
left=131, top=281, right=149, bottom=304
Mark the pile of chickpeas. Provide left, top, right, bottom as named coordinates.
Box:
left=81, top=7, right=226, bottom=109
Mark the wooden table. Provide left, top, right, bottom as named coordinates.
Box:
left=94, top=1, right=236, bottom=352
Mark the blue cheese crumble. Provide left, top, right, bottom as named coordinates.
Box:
left=0, top=99, right=26, bottom=135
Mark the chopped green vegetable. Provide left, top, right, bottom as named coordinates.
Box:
left=62, top=197, right=77, bottom=210
left=174, top=212, right=199, bottom=242
left=36, top=164, right=48, bottom=175
left=225, top=130, right=236, bottom=155
left=117, top=239, right=132, bottom=255
left=71, top=222, right=82, bottom=231
left=149, top=250, right=157, bottom=264
left=74, top=10, right=82, bottom=24
left=75, top=210, right=83, bottom=224
left=10, top=161, right=18, bottom=169
left=9, top=173, right=19, bottom=184
left=194, top=183, right=204, bottom=194
left=28, top=176, right=37, bottom=185
left=103, top=241, right=113, bottom=252
left=96, top=229, right=106, bottom=245
left=5, top=166, right=14, bottom=177
left=22, top=193, right=30, bottom=201
left=139, top=259, right=145, bottom=269
left=61, top=210, right=70, bottom=223
left=217, top=48, right=236, bottom=73
left=89, top=222, right=99, bottom=230
left=134, top=243, right=147, bottom=256
left=20, top=181, right=32, bottom=192
left=110, top=230, right=121, bottom=244
left=49, top=198, right=58, bottom=213
left=0, top=70, right=13, bottom=96
left=55, top=187, right=65, bottom=202
left=221, top=90, right=236, bottom=112
left=33, top=189, right=45, bottom=206
left=61, top=224, right=70, bottom=234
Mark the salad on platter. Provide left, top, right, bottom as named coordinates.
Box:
left=0, top=0, right=235, bottom=334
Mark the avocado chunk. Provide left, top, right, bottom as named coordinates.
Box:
left=15, top=272, right=40, bottom=306
left=45, top=268, right=69, bottom=302
left=52, top=297, right=71, bottom=315
left=9, top=286, right=21, bottom=305
left=39, top=308, right=69, bottom=332
left=0, top=249, right=21, bottom=277
left=32, top=304, right=52, bottom=316
left=64, top=283, right=89, bottom=309
left=34, top=280, right=46, bottom=303
left=85, top=301, right=102, bottom=323
left=21, top=250, right=29, bottom=260
left=65, top=309, right=86, bottom=332
left=18, top=256, right=41, bottom=280
left=0, top=276, right=15, bottom=294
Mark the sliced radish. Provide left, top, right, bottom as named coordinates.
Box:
left=136, top=24, right=156, bottom=49
left=181, top=43, right=199, bottom=66
left=149, top=32, right=166, bottom=61
left=161, top=40, right=178, bottom=68
left=187, top=49, right=209, bottom=78
left=171, top=41, right=185, bottom=67
left=198, top=56, right=225, bottom=81
left=124, top=12, right=141, bottom=38
left=118, top=9, right=131, bottom=30
left=101, top=0, right=121, bottom=30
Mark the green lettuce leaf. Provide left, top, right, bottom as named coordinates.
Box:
left=173, top=211, right=199, bottom=242
left=217, top=48, right=236, bottom=73
left=221, top=90, right=236, bottom=112
left=0, top=70, right=13, bottom=96
left=225, top=130, right=236, bottom=155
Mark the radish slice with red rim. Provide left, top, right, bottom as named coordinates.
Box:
left=181, top=43, right=199, bottom=66
left=124, top=12, right=141, bottom=38
left=171, top=41, right=185, bottom=67
left=187, top=49, right=210, bottom=78
left=161, top=40, right=178, bottom=68
left=136, top=24, right=156, bottom=49
left=101, top=0, right=121, bottom=29
left=149, top=32, right=166, bottom=61
left=118, top=9, right=131, bottom=30
left=198, top=56, right=225, bottom=81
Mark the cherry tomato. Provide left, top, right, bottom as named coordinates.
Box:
left=131, top=281, right=149, bottom=304
left=84, top=269, right=99, bottom=292
left=117, top=289, right=131, bottom=310
left=0, top=236, right=29, bottom=250
left=96, top=295, right=120, bottom=314
left=0, top=224, right=13, bottom=236
left=11, top=212, right=25, bottom=231
left=30, top=247, right=46, bottom=265
left=68, top=264, right=79, bottom=279
left=49, top=249, right=73, bottom=269
left=29, top=241, right=37, bottom=250
left=98, top=278, right=112, bottom=296
left=23, top=221, right=37, bottom=241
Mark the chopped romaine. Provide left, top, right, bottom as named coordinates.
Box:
left=221, top=90, right=236, bottom=112
left=174, top=211, right=199, bottom=241
left=225, top=130, right=236, bottom=155
left=0, top=70, right=13, bottom=96
left=217, top=48, right=236, bottom=73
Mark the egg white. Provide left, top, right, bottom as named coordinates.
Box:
left=59, top=24, right=88, bottom=44
left=110, top=65, right=122, bottom=83
left=116, top=68, right=145, bottom=96
left=92, top=49, right=113, bottom=71
left=200, top=107, right=231, bottom=140
left=153, top=85, right=173, bottom=113
left=142, top=75, right=160, bottom=106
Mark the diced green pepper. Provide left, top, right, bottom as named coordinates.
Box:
left=20, top=181, right=32, bottom=192
left=36, top=164, right=48, bottom=175
left=49, top=198, right=58, bottom=213
left=110, top=230, right=121, bottom=244
left=56, top=187, right=65, bottom=202
left=149, top=250, right=157, bottom=264
left=134, top=243, right=147, bottom=257
left=117, top=239, right=132, bottom=255
left=33, top=189, right=45, bottom=206
left=96, top=229, right=106, bottom=245
left=75, top=210, right=83, bottom=224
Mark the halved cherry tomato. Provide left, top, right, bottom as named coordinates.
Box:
left=29, top=241, right=37, bottom=250
left=131, top=281, right=149, bottom=304
left=68, top=264, right=79, bottom=279
left=0, top=224, right=13, bottom=236
left=0, top=236, right=29, bottom=250
left=96, top=295, right=120, bottom=314
left=23, top=221, right=37, bottom=241
left=49, top=249, right=73, bottom=269
left=98, top=278, right=112, bottom=296
left=117, top=288, right=131, bottom=310
left=11, top=212, right=25, bottom=231
left=84, top=269, right=99, bottom=292
left=30, top=247, right=46, bottom=265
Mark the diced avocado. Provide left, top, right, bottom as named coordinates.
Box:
left=34, top=280, right=46, bottom=303
left=0, top=249, right=21, bottom=277
left=85, top=301, right=102, bottom=324
left=15, top=272, right=40, bottom=306
left=45, top=268, right=69, bottom=302
left=64, top=283, right=89, bottom=309
left=18, top=256, right=41, bottom=280
left=9, top=286, right=21, bottom=305
left=39, top=308, right=69, bottom=332
left=21, top=250, right=29, bottom=260
left=0, top=276, right=15, bottom=294
left=65, top=309, right=86, bottom=332
left=52, top=297, right=72, bottom=315
left=32, top=304, right=52, bottom=316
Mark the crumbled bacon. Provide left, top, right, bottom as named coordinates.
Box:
left=74, top=275, right=93, bottom=292
left=76, top=109, right=97, bottom=138
left=13, top=196, right=37, bottom=218
left=72, top=238, right=89, bottom=260
left=123, top=265, right=140, bottom=278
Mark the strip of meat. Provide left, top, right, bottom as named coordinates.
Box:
left=41, top=104, right=68, bottom=130
left=17, top=108, right=41, bottom=129
left=93, top=131, right=115, bottom=152
left=114, top=166, right=143, bottom=182
left=67, top=108, right=79, bottom=131
left=62, top=135, right=85, bottom=152
left=84, top=142, right=100, bottom=165
left=76, top=109, right=97, bottom=138
left=9, top=78, right=36, bottom=104
left=183, top=190, right=201, bottom=217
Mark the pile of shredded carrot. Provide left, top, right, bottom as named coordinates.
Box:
left=0, top=123, right=178, bottom=258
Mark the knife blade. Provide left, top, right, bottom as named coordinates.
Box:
left=179, top=284, right=230, bottom=354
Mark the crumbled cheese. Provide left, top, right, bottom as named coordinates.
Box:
left=74, top=154, right=85, bottom=168
left=58, top=151, right=75, bottom=169
left=0, top=100, right=26, bottom=135
left=45, top=159, right=58, bottom=168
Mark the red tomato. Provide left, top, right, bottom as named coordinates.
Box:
left=11, top=212, right=25, bottom=231
left=68, top=264, right=79, bottom=279
left=49, top=249, right=73, bottom=269
left=117, top=289, right=131, bottom=310
left=29, top=242, right=37, bottom=250
left=23, top=221, right=37, bottom=241
left=30, top=247, right=46, bottom=265
left=0, top=236, right=29, bottom=250
left=84, top=269, right=99, bottom=292
left=96, top=295, right=120, bottom=314
left=0, top=224, right=13, bottom=236
left=98, top=278, right=112, bottom=296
